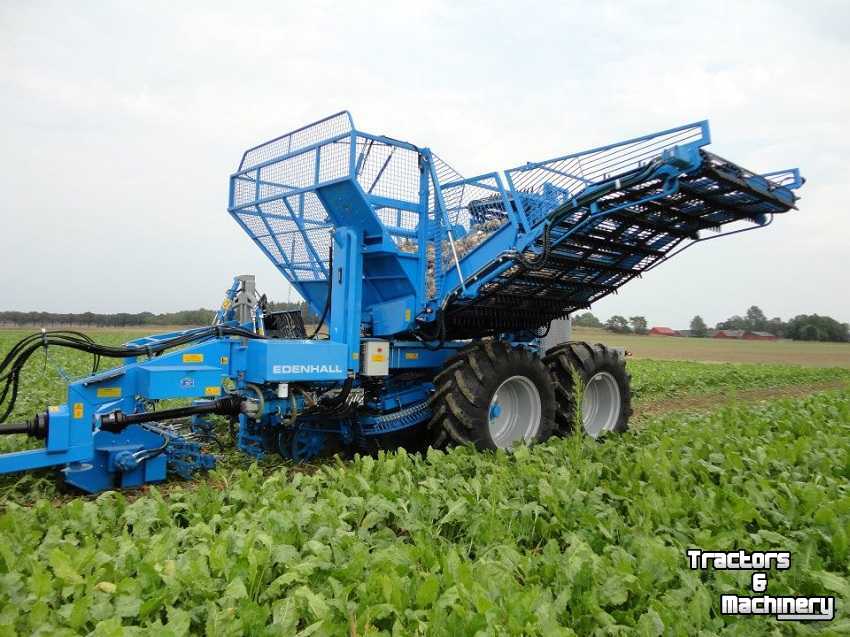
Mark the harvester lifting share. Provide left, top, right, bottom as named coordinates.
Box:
left=0, top=113, right=804, bottom=492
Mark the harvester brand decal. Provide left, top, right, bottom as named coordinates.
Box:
left=220, top=356, right=229, bottom=365
left=404, top=309, right=411, bottom=321
left=404, top=352, right=419, bottom=360
left=204, top=386, right=221, bottom=396
left=73, top=403, right=84, bottom=419
left=371, top=354, right=386, bottom=362
left=272, top=364, right=343, bottom=375
left=96, top=387, right=121, bottom=398
left=182, top=353, right=204, bottom=363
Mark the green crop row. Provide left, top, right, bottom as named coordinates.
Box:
left=1, top=390, right=848, bottom=635
left=627, top=358, right=850, bottom=403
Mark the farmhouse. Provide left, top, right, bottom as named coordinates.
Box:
left=714, top=329, right=745, bottom=339
left=714, top=330, right=779, bottom=341
left=649, top=326, right=679, bottom=336
left=743, top=331, right=779, bottom=341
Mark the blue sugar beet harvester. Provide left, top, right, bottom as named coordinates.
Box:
left=0, top=113, right=804, bottom=492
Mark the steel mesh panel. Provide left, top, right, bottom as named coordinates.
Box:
left=240, top=112, right=353, bottom=171
left=318, top=139, right=352, bottom=183
left=299, top=192, right=329, bottom=223
left=236, top=212, right=269, bottom=237
left=506, top=123, right=708, bottom=227
left=259, top=149, right=317, bottom=194
left=258, top=236, right=284, bottom=262
left=354, top=139, right=420, bottom=204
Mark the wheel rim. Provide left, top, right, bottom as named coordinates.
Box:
left=488, top=375, right=542, bottom=448
left=581, top=371, right=621, bottom=438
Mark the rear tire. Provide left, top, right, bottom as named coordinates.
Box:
left=544, top=342, right=632, bottom=438
left=429, top=341, right=556, bottom=450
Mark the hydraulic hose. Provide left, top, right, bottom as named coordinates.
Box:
left=0, top=327, right=264, bottom=424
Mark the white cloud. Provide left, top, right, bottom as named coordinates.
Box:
left=1, top=0, right=847, bottom=327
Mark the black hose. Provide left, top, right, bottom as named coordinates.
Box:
left=0, top=327, right=264, bottom=423
left=309, top=243, right=334, bottom=339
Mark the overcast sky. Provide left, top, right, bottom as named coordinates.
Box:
left=1, top=1, right=848, bottom=328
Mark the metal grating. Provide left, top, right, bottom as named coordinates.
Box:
left=506, top=122, right=708, bottom=227
left=354, top=138, right=421, bottom=204
left=240, top=112, right=353, bottom=172
left=443, top=149, right=800, bottom=337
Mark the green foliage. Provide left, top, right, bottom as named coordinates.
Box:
left=0, top=300, right=317, bottom=329
left=628, top=359, right=850, bottom=403
left=572, top=312, right=602, bottom=329
left=786, top=314, right=850, bottom=343
left=0, top=391, right=849, bottom=634
left=628, top=316, right=648, bottom=335
left=689, top=315, right=708, bottom=338
left=1, top=329, right=850, bottom=632
left=604, top=315, right=631, bottom=334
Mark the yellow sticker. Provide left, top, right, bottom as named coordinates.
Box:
left=204, top=386, right=221, bottom=396
left=352, top=352, right=359, bottom=360
left=96, top=387, right=121, bottom=398
left=183, top=353, right=204, bottom=363
left=221, top=299, right=231, bottom=309
left=219, top=356, right=229, bottom=365
left=404, top=352, right=419, bottom=360
left=404, top=308, right=411, bottom=321
left=370, top=354, right=386, bottom=362
left=73, top=403, right=84, bottom=419
left=48, top=405, right=60, bottom=413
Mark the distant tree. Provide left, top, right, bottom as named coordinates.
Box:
left=785, top=314, right=849, bottom=343
left=716, top=315, right=747, bottom=331
left=766, top=317, right=785, bottom=338
left=629, top=316, right=648, bottom=335
left=605, top=315, right=631, bottom=334
left=745, top=305, right=768, bottom=332
left=572, top=312, right=603, bottom=328
left=690, top=315, right=708, bottom=337
left=799, top=324, right=822, bottom=342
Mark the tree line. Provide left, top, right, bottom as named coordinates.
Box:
left=0, top=300, right=318, bottom=329
left=572, top=305, right=849, bottom=343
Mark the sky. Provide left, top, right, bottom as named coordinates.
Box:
left=1, top=1, right=848, bottom=329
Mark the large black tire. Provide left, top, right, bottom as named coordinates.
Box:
left=543, top=342, right=632, bottom=437
left=429, top=340, right=556, bottom=450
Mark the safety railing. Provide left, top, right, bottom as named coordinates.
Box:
left=504, top=121, right=711, bottom=227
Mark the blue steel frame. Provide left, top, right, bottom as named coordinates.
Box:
left=228, top=115, right=802, bottom=334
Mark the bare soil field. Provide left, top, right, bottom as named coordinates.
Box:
left=574, top=326, right=850, bottom=367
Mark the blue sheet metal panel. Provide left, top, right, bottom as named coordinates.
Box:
left=388, top=342, right=463, bottom=370
left=244, top=339, right=349, bottom=383
left=329, top=227, right=363, bottom=368
left=137, top=365, right=225, bottom=400
left=62, top=426, right=168, bottom=493
left=370, top=296, right=417, bottom=336
left=315, top=180, right=386, bottom=238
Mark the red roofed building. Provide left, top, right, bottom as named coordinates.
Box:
left=714, top=329, right=744, bottom=339
left=649, top=326, right=679, bottom=336
left=743, top=331, right=779, bottom=341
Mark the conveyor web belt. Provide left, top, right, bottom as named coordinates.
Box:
left=443, top=151, right=799, bottom=337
